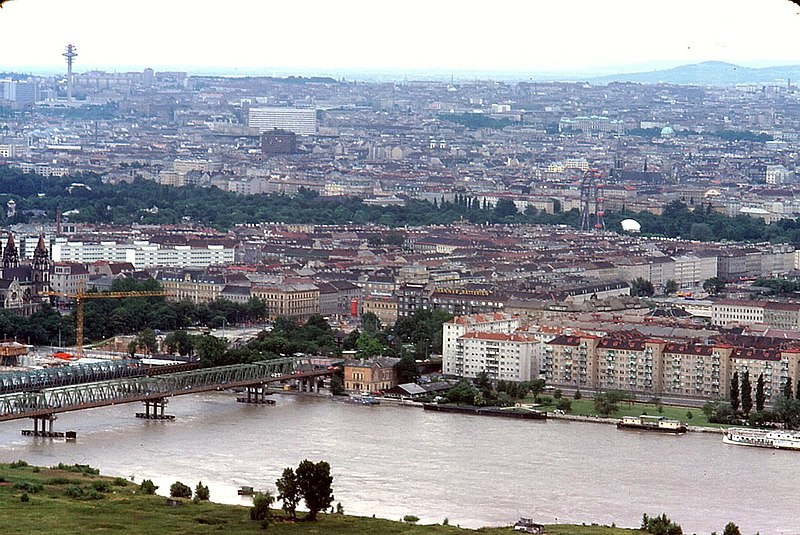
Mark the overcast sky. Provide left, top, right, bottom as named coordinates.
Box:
left=1, top=0, right=799, bottom=75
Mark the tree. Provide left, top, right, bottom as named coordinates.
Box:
left=139, top=479, right=158, bottom=495
left=195, top=335, right=229, bottom=367
left=722, top=522, right=741, bottom=535
left=755, top=373, right=765, bottom=412
left=473, top=370, right=492, bottom=394
left=329, top=375, right=345, bottom=396
left=164, top=330, right=194, bottom=356
left=169, top=481, right=192, bottom=499
left=275, top=467, right=300, bottom=519
left=250, top=491, right=274, bottom=522
left=361, top=312, right=382, bottom=335
left=295, top=459, right=334, bottom=521
left=395, top=353, right=420, bottom=384
left=643, top=513, right=683, bottom=535
left=493, top=198, right=518, bottom=221
left=136, top=328, right=159, bottom=355
left=703, top=277, right=726, bottom=295
left=355, top=331, right=383, bottom=358
left=594, top=392, right=620, bottom=416
left=741, top=371, right=752, bottom=415
left=783, top=378, right=794, bottom=399
left=730, top=371, right=740, bottom=412
left=630, top=277, right=655, bottom=297
left=663, top=279, right=678, bottom=295
left=445, top=379, right=479, bottom=404
left=194, top=481, right=210, bottom=501
left=528, top=379, right=546, bottom=401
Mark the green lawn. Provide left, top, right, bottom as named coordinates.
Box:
left=0, top=462, right=644, bottom=535
left=532, top=397, right=725, bottom=428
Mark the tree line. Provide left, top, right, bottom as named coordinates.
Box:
left=703, top=370, right=800, bottom=428
left=4, top=166, right=800, bottom=243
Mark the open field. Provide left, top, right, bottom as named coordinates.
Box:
left=0, top=462, right=643, bottom=535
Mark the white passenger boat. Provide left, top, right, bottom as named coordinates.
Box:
left=723, top=428, right=800, bottom=450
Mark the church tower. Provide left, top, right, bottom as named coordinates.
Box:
left=32, top=234, right=50, bottom=294
left=3, top=233, right=19, bottom=269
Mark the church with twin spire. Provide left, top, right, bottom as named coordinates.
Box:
left=0, top=233, right=50, bottom=314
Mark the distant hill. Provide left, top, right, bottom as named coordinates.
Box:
left=588, top=61, right=800, bottom=85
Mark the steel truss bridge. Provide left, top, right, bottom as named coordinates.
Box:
left=0, top=357, right=331, bottom=422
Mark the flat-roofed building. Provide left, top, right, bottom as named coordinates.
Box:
left=248, top=107, right=316, bottom=135
left=251, top=283, right=319, bottom=320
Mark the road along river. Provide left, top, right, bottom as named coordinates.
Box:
left=0, top=392, right=796, bottom=534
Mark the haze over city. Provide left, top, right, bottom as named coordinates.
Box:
left=1, top=0, right=799, bottom=76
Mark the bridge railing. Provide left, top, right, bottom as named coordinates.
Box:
left=0, top=356, right=325, bottom=420
left=0, top=360, right=144, bottom=394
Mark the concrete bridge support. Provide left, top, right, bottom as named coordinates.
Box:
left=298, top=378, right=319, bottom=393
left=136, top=398, right=175, bottom=420
left=237, top=385, right=275, bottom=405
left=22, top=414, right=69, bottom=438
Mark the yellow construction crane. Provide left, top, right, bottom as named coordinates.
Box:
left=45, top=280, right=168, bottom=358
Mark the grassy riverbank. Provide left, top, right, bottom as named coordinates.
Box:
left=533, top=397, right=724, bottom=428
left=0, top=461, right=644, bottom=535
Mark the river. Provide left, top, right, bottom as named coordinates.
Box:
left=0, top=392, right=796, bottom=534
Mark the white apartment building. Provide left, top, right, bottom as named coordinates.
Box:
left=672, top=253, right=717, bottom=289
left=442, top=312, right=520, bottom=377
left=247, top=107, right=317, bottom=135
left=50, top=239, right=234, bottom=269
left=711, top=299, right=766, bottom=327
left=451, top=332, right=537, bottom=382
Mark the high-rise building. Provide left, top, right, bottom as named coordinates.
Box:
left=248, top=107, right=316, bottom=135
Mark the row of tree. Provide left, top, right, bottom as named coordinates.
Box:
left=5, top=166, right=800, bottom=244
left=702, top=371, right=800, bottom=428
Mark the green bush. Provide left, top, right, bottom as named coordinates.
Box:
left=139, top=479, right=158, bottom=495
left=556, top=398, right=572, bottom=412
left=85, top=489, right=104, bottom=500
left=52, top=463, right=99, bottom=476
left=194, top=481, right=210, bottom=501
left=112, top=477, right=128, bottom=487
left=46, top=477, right=83, bottom=486
left=20, top=493, right=29, bottom=502
left=403, top=515, right=420, bottom=524
left=91, top=481, right=111, bottom=493
left=64, top=485, right=83, bottom=498
left=9, top=460, right=29, bottom=469
left=14, top=481, right=43, bottom=493
left=169, top=481, right=192, bottom=499
left=250, top=491, right=274, bottom=522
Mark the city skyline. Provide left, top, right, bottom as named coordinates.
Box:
left=1, top=0, right=799, bottom=76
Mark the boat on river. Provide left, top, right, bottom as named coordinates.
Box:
left=723, top=428, right=800, bottom=450
left=616, top=415, right=687, bottom=434
left=337, top=394, right=380, bottom=405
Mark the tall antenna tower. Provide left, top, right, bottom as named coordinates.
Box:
left=63, top=44, right=78, bottom=102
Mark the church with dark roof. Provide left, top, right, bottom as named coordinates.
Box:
left=0, top=233, right=50, bottom=315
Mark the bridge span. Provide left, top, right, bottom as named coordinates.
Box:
left=0, top=357, right=333, bottom=423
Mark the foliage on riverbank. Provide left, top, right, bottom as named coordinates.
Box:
left=534, top=396, right=724, bottom=428
left=0, top=462, right=646, bottom=535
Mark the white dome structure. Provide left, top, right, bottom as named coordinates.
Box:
left=621, top=219, right=642, bottom=232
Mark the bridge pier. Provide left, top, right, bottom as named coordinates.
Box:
left=22, top=414, right=72, bottom=438
left=136, top=398, right=175, bottom=420
left=237, top=385, right=275, bottom=405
